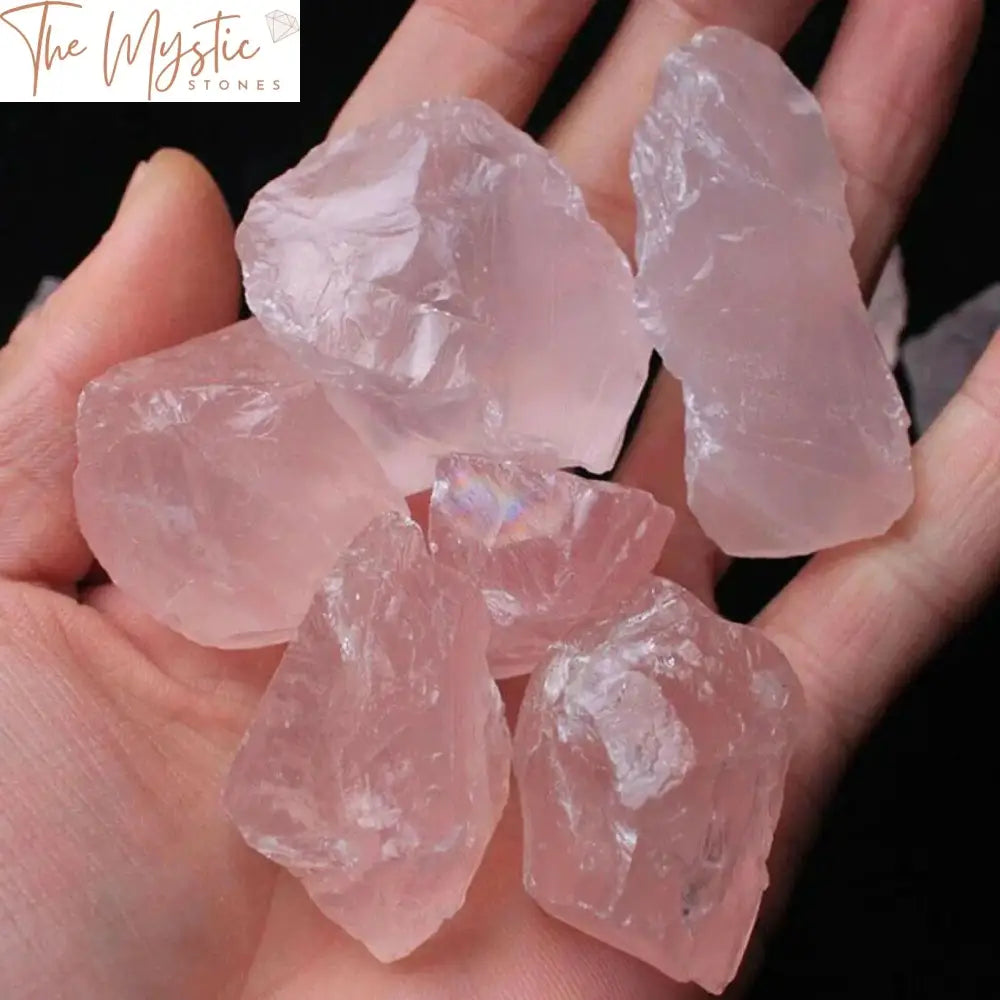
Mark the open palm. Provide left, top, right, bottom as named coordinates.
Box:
left=0, top=2, right=991, bottom=998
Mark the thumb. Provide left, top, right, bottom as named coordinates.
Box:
left=0, top=149, right=240, bottom=587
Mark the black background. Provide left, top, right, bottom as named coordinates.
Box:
left=1, top=1, right=998, bottom=996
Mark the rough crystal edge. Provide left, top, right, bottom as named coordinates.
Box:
left=514, top=577, right=804, bottom=993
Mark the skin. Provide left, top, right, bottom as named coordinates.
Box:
left=0, top=1, right=992, bottom=997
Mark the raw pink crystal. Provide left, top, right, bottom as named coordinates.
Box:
left=236, top=98, right=650, bottom=494
left=74, top=319, right=405, bottom=649
left=514, top=578, right=802, bottom=994
left=631, top=27, right=913, bottom=557
left=222, top=513, right=511, bottom=961
left=428, top=455, right=674, bottom=678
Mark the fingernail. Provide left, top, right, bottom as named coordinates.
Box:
left=115, top=159, right=150, bottom=220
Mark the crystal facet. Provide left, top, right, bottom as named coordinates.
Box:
left=631, top=27, right=913, bottom=557
left=237, top=97, right=650, bottom=493
left=222, top=513, right=511, bottom=961
left=74, top=319, right=405, bottom=649
left=514, top=578, right=802, bottom=994
left=428, top=455, right=674, bottom=678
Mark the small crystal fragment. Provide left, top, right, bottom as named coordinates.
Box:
left=428, top=455, right=674, bottom=678
left=223, top=514, right=510, bottom=961
left=869, top=245, right=908, bottom=367
left=74, top=319, right=405, bottom=649
left=20, top=275, right=62, bottom=319
left=902, top=283, right=1000, bottom=434
left=237, top=97, right=650, bottom=494
left=514, top=578, right=802, bottom=994
left=631, top=28, right=913, bottom=557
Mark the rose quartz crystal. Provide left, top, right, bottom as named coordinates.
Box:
left=74, top=319, right=405, bottom=649
left=236, top=98, right=650, bottom=494
left=631, top=28, right=913, bottom=557
left=428, top=455, right=674, bottom=678
left=514, top=578, right=802, bottom=994
left=222, top=513, right=511, bottom=961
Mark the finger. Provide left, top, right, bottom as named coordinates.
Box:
left=0, top=149, right=240, bottom=587
left=815, top=0, right=984, bottom=291
left=759, top=328, right=1000, bottom=867
left=546, top=0, right=818, bottom=248
left=332, top=0, right=598, bottom=134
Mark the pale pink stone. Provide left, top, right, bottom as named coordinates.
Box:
left=902, top=283, right=1000, bottom=433
left=631, top=28, right=913, bottom=557
left=236, top=98, right=650, bottom=494
left=74, top=319, right=405, bottom=649
left=222, top=513, right=511, bottom=961
left=870, top=245, right=907, bottom=367
left=514, top=578, right=802, bottom=994
left=428, top=455, right=674, bottom=678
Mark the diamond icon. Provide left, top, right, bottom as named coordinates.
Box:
left=265, top=9, right=299, bottom=42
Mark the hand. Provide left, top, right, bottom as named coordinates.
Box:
left=0, top=2, right=988, bottom=998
